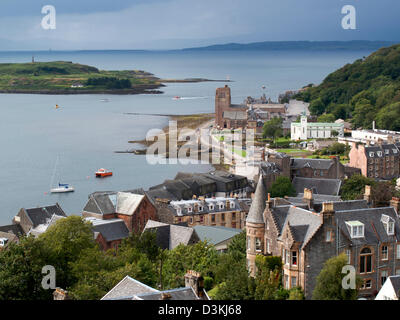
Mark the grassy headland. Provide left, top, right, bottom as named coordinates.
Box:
left=0, top=61, right=163, bottom=94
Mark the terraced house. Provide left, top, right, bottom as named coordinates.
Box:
left=349, top=142, right=400, bottom=179
left=246, top=176, right=400, bottom=299
left=157, top=196, right=246, bottom=229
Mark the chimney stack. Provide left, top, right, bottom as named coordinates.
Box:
left=303, top=188, right=314, bottom=209
left=184, top=270, right=204, bottom=299
left=364, top=185, right=372, bottom=204
left=390, top=197, right=400, bottom=214
left=53, top=288, right=70, bottom=300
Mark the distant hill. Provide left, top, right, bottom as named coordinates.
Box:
left=181, top=40, right=396, bottom=52
left=294, top=44, right=400, bottom=131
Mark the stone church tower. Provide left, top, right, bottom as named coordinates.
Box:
left=246, top=175, right=267, bottom=276
left=215, top=85, right=231, bottom=128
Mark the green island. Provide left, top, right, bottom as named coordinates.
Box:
left=0, top=61, right=228, bottom=94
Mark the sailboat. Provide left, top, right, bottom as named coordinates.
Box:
left=50, top=156, right=75, bottom=193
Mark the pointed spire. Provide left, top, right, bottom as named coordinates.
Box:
left=246, top=175, right=267, bottom=224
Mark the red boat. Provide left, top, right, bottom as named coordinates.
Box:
left=95, top=168, right=113, bottom=178
left=173, top=96, right=181, bottom=100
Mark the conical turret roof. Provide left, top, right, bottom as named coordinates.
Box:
left=246, top=175, right=267, bottom=224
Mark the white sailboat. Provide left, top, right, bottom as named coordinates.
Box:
left=50, top=156, right=75, bottom=193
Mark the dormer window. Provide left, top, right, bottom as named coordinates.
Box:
left=393, top=149, right=398, bottom=154
left=230, top=201, right=235, bottom=209
left=346, top=221, right=364, bottom=238
left=385, top=149, right=389, bottom=155
left=187, top=206, right=193, bottom=213
left=209, top=204, right=214, bottom=211
left=381, top=215, right=395, bottom=235
left=176, top=207, right=182, bottom=215
left=377, top=151, right=383, bottom=157
left=369, top=152, right=374, bottom=158
left=198, top=206, right=203, bottom=212
left=219, top=203, right=224, bottom=210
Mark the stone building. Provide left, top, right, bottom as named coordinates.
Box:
left=155, top=196, right=247, bottom=229
left=291, top=116, right=344, bottom=140
left=215, top=85, right=247, bottom=129
left=290, top=157, right=345, bottom=180
left=349, top=142, right=400, bottom=180
left=82, top=191, right=157, bottom=233
left=246, top=177, right=400, bottom=299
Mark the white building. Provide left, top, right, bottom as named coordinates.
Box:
left=291, top=116, right=344, bottom=141
left=375, top=275, right=400, bottom=300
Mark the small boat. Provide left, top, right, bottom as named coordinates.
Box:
left=95, top=168, right=113, bottom=178
left=100, top=98, right=109, bottom=102
left=50, top=183, right=75, bottom=193
left=173, top=96, right=181, bottom=100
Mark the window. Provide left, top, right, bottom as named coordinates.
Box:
left=369, top=152, right=374, bottom=158
left=285, top=250, right=290, bottom=265
left=377, top=151, right=383, bottom=157
left=381, top=215, right=395, bottom=235
left=255, top=238, right=262, bottom=252
left=266, top=239, right=271, bottom=254
left=360, top=247, right=372, bottom=273
left=187, top=206, right=193, bottom=213
left=284, top=275, right=289, bottom=289
left=345, top=249, right=351, bottom=264
left=247, top=236, right=250, bottom=250
left=396, top=269, right=400, bottom=276
left=266, top=219, right=269, bottom=230
left=198, top=206, right=203, bottom=212
left=232, top=212, right=236, bottom=220
left=381, top=270, right=388, bottom=286
left=397, top=244, right=400, bottom=259
left=209, top=204, right=214, bottom=211
left=361, top=279, right=372, bottom=290
left=211, top=215, right=215, bottom=223
left=219, top=203, right=224, bottom=210
left=326, top=230, right=333, bottom=242
left=381, top=245, right=388, bottom=260
left=230, top=201, right=235, bottom=209
left=291, top=251, right=297, bottom=266
left=291, top=276, right=297, bottom=288
left=346, top=221, right=364, bottom=238
left=176, top=207, right=182, bottom=215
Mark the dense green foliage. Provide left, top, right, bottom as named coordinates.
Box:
left=314, top=142, right=350, bottom=156
left=86, top=77, right=132, bottom=89
left=312, top=253, right=361, bottom=300
left=262, top=118, right=283, bottom=140
left=269, top=176, right=296, bottom=198
left=295, top=44, right=400, bottom=130
left=0, top=61, right=159, bottom=92
left=340, top=174, right=375, bottom=200
left=0, top=221, right=307, bottom=300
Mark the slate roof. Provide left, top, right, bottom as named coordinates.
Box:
left=223, top=111, right=247, bottom=120
left=365, top=144, right=399, bottom=158
left=292, top=177, right=342, bottom=196
left=24, top=204, right=67, bottom=228
left=101, top=275, right=159, bottom=300
left=143, top=220, right=198, bottom=250
left=291, top=158, right=334, bottom=170
left=83, top=191, right=145, bottom=216
left=313, top=200, right=368, bottom=212
left=246, top=175, right=267, bottom=224
left=28, top=214, right=66, bottom=237
left=87, top=218, right=130, bottom=242
left=193, top=225, right=242, bottom=246
left=286, top=194, right=342, bottom=205
left=271, top=205, right=322, bottom=247
left=389, top=276, right=400, bottom=298
left=135, top=287, right=199, bottom=300
left=335, top=207, right=400, bottom=245
left=169, top=197, right=240, bottom=216
left=0, top=224, right=24, bottom=236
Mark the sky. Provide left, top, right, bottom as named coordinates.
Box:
left=0, top=0, right=399, bottom=50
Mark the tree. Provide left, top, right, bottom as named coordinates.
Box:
left=309, top=98, right=325, bottom=115
left=376, top=102, right=400, bottom=131
left=371, top=181, right=397, bottom=207
left=317, top=113, right=335, bottom=123
left=0, top=236, right=52, bottom=300
left=38, top=215, right=96, bottom=289
left=262, top=118, right=283, bottom=141
left=254, top=256, right=285, bottom=300
left=340, top=174, right=375, bottom=200
left=312, top=253, right=361, bottom=300
left=269, top=176, right=296, bottom=198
